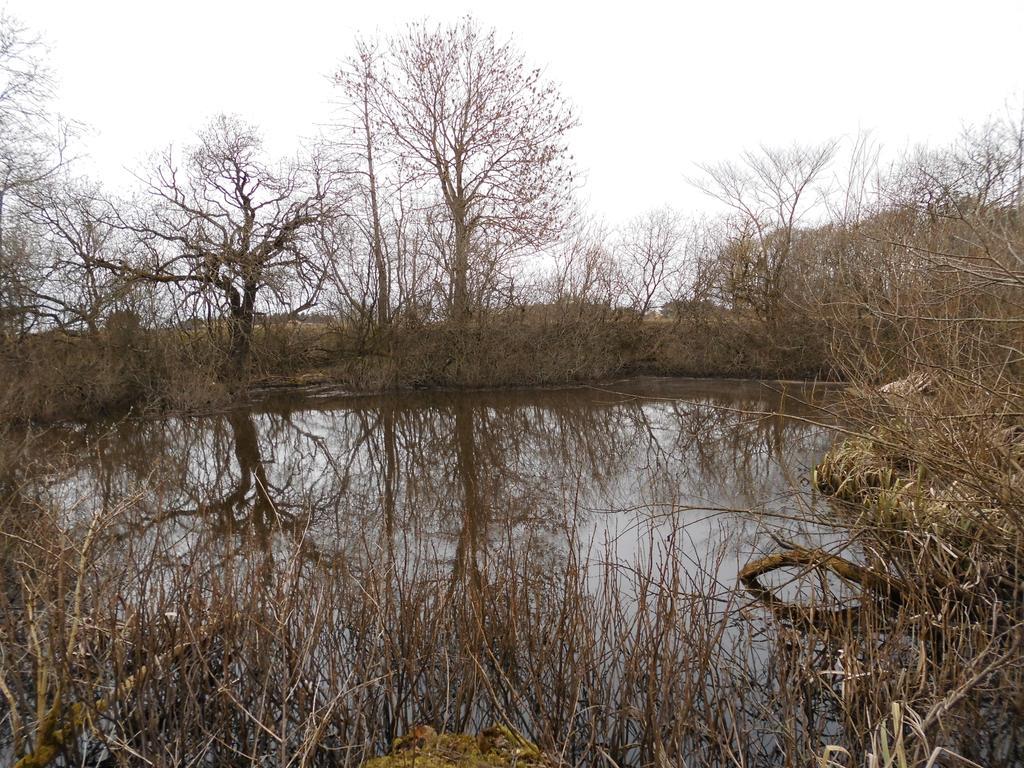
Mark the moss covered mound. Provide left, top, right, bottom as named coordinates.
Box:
left=365, top=725, right=552, bottom=768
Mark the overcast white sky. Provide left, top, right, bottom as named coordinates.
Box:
left=5, top=0, right=1024, bottom=222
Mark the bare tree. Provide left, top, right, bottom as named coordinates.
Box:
left=693, top=142, right=837, bottom=323
left=548, top=211, right=616, bottom=316
left=334, top=38, right=392, bottom=329
left=110, top=115, right=343, bottom=374
left=0, top=12, right=70, bottom=334
left=615, top=206, right=687, bottom=319
left=17, top=175, right=127, bottom=333
left=0, top=13, right=66, bottom=230
left=365, top=16, right=577, bottom=322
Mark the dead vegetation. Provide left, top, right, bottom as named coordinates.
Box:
left=735, top=114, right=1024, bottom=766
left=0, top=7, right=1022, bottom=766
left=0, top=376, right=1020, bottom=768
left=1, top=462, right=1020, bottom=768
left=0, top=310, right=831, bottom=423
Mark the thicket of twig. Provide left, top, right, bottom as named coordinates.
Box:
left=2, top=475, right=1019, bottom=768
left=0, top=309, right=831, bottom=423
left=799, top=114, right=1024, bottom=765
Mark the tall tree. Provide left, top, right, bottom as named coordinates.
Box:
left=18, top=176, right=126, bottom=333
left=0, top=12, right=70, bottom=334
left=335, top=38, right=391, bottom=329
left=616, top=207, right=687, bottom=319
left=364, top=17, right=576, bottom=322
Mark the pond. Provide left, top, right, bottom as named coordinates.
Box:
left=25, top=377, right=841, bottom=570
left=2, top=377, right=861, bottom=766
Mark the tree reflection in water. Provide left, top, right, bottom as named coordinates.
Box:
left=13, top=381, right=1013, bottom=766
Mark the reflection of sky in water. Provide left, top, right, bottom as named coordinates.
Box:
left=18, top=378, right=845, bottom=605
left=1, top=378, right=882, bottom=764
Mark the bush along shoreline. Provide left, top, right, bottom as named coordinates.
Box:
left=0, top=312, right=835, bottom=424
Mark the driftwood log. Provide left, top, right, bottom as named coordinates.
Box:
left=739, top=544, right=905, bottom=624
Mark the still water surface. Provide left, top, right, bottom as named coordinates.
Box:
left=31, top=377, right=841, bottom=585
left=8, top=377, right=860, bottom=764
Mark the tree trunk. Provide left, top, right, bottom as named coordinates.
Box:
left=362, top=90, right=389, bottom=329
left=452, top=214, right=471, bottom=323
left=226, top=280, right=257, bottom=377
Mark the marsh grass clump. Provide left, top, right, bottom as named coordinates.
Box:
left=813, top=435, right=909, bottom=506
left=813, top=375, right=1024, bottom=592
left=803, top=283, right=1024, bottom=762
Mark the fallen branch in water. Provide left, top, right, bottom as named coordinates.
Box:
left=739, top=544, right=905, bottom=622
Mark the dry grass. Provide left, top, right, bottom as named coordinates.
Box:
left=0, top=312, right=833, bottom=424
left=1, top=445, right=1022, bottom=767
